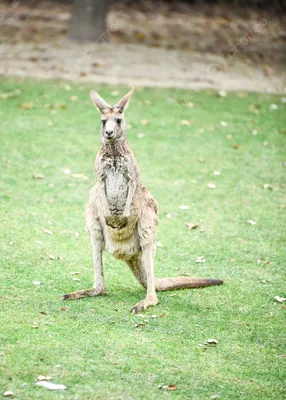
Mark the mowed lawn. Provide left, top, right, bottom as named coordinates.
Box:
left=0, top=78, right=285, bottom=399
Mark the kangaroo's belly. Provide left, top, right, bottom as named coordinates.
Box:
left=105, top=172, right=128, bottom=216
left=103, top=224, right=141, bottom=261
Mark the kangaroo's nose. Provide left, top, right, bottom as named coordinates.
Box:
left=106, top=130, right=114, bottom=137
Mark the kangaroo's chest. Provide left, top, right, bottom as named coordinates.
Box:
left=104, top=157, right=129, bottom=215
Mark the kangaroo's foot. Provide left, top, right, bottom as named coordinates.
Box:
left=62, top=288, right=106, bottom=301
left=131, top=294, right=158, bottom=313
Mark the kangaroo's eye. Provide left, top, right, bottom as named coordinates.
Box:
left=116, top=119, right=122, bottom=125
left=101, top=120, right=106, bottom=126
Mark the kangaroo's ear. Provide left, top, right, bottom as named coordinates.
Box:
left=90, top=90, right=111, bottom=113
left=113, top=87, right=134, bottom=112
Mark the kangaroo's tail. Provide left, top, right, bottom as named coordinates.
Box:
left=155, top=277, right=223, bottom=291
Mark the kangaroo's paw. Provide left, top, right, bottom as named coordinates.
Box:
left=131, top=295, right=158, bottom=314
left=61, top=288, right=106, bottom=301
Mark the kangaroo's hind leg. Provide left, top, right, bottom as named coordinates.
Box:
left=128, top=199, right=159, bottom=313
left=62, top=186, right=106, bottom=300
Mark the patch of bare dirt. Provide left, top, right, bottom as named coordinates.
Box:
left=0, top=1, right=285, bottom=92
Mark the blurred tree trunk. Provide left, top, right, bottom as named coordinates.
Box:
left=69, top=0, right=109, bottom=42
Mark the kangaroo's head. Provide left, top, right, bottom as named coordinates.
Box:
left=90, top=88, right=134, bottom=144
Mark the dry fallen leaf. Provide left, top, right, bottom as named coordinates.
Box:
left=70, top=96, right=78, bottom=101
left=218, top=90, right=227, bottom=97
left=37, top=375, right=52, bottom=381
left=180, top=120, right=191, bottom=126
left=233, top=144, right=242, bottom=150
left=207, top=339, right=218, bottom=344
left=21, top=103, right=33, bottom=110
left=33, top=174, right=44, bottom=179
left=208, top=183, right=216, bottom=189
left=247, top=220, right=256, bottom=225
left=220, top=121, right=228, bottom=127
left=59, top=104, right=67, bottom=110
left=36, top=381, right=67, bottom=391
left=167, top=385, right=176, bottom=391
left=186, top=223, right=199, bottom=230
left=274, top=296, right=286, bottom=303
left=3, top=391, right=14, bottom=397
left=71, top=271, right=81, bottom=275
left=71, top=173, right=88, bottom=180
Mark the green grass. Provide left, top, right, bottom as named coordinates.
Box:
left=0, top=78, right=285, bottom=399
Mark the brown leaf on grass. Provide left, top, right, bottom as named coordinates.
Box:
left=233, top=144, right=242, bottom=150
left=21, top=103, right=33, bottom=110
left=220, top=121, right=228, bottom=127
left=186, top=223, right=199, bottom=230
left=37, top=375, right=52, bottom=381
left=79, top=71, right=87, bottom=78
left=167, top=385, right=176, bottom=391
left=33, top=174, right=44, bottom=179
left=180, top=119, right=191, bottom=126
left=59, top=104, right=67, bottom=110
left=207, top=339, right=218, bottom=344
left=71, top=173, right=88, bottom=180
left=36, top=381, right=67, bottom=390
left=4, top=391, right=14, bottom=397
left=274, top=296, right=286, bottom=303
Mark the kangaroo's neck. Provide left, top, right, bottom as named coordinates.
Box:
left=100, top=138, right=131, bottom=158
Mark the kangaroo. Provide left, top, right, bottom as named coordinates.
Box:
left=62, top=88, right=223, bottom=312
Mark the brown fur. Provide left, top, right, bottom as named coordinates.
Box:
left=62, top=88, right=223, bottom=312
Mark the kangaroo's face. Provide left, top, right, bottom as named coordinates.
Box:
left=90, top=88, right=134, bottom=144
left=100, top=109, right=126, bottom=143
